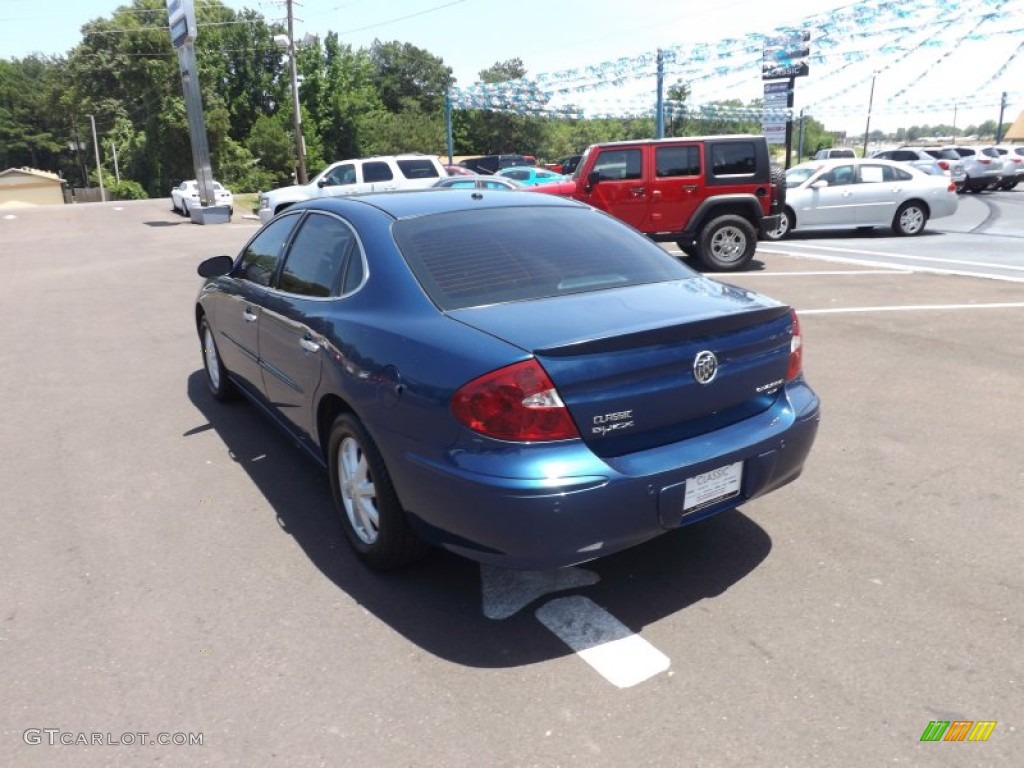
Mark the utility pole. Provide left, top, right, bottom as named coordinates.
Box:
left=88, top=114, right=105, bottom=202
left=286, top=0, right=308, bottom=184
left=996, top=91, right=1008, bottom=143
left=655, top=49, right=664, bottom=139
left=862, top=72, right=877, bottom=158
left=111, top=141, right=120, bottom=184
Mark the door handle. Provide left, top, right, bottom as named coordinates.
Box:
left=628, top=187, right=646, bottom=198
left=683, top=185, right=698, bottom=193
left=299, top=336, right=320, bottom=353
left=244, top=308, right=258, bottom=322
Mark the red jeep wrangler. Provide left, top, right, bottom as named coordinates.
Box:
left=534, top=135, right=784, bottom=272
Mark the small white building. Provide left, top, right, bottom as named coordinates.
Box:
left=0, top=167, right=66, bottom=207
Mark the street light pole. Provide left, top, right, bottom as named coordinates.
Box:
left=286, top=0, right=307, bottom=184
left=862, top=72, right=877, bottom=158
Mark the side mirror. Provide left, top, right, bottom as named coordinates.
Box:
left=810, top=180, right=829, bottom=189
left=317, top=179, right=329, bottom=188
left=588, top=170, right=601, bottom=187
left=197, top=255, right=234, bottom=278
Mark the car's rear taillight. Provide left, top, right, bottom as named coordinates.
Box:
left=937, top=160, right=950, bottom=170
left=786, top=310, right=803, bottom=381
left=978, top=157, right=991, bottom=164
left=451, top=359, right=579, bottom=441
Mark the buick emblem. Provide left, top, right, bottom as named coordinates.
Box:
left=693, top=350, right=718, bottom=385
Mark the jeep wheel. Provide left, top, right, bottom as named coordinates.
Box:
left=698, top=215, right=757, bottom=271
left=763, top=208, right=793, bottom=241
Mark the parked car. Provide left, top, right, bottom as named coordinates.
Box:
left=433, top=175, right=524, bottom=190
left=458, top=154, right=536, bottom=174
left=531, top=134, right=785, bottom=272
left=981, top=146, right=1023, bottom=190
left=195, top=191, right=820, bottom=571
left=444, top=164, right=476, bottom=176
left=915, top=146, right=969, bottom=192
left=495, top=166, right=568, bottom=186
left=813, top=148, right=856, bottom=160
left=944, top=145, right=1002, bottom=192
left=172, top=180, right=233, bottom=215
left=764, top=158, right=958, bottom=240
left=870, top=147, right=966, bottom=192
left=257, top=154, right=446, bottom=224
left=554, top=154, right=584, bottom=175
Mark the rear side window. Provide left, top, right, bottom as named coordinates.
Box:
left=656, top=146, right=700, bottom=177
left=393, top=207, right=693, bottom=311
left=277, top=213, right=354, bottom=297
left=362, top=161, right=394, bottom=183
left=237, top=214, right=300, bottom=286
left=397, top=159, right=440, bottom=179
left=710, top=142, right=757, bottom=175
left=592, top=149, right=642, bottom=181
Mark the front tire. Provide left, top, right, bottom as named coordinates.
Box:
left=892, top=201, right=928, bottom=236
left=200, top=317, right=238, bottom=402
left=328, top=413, right=428, bottom=570
left=698, top=215, right=757, bottom=271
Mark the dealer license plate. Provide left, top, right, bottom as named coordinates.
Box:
left=683, top=461, right=743, bottom=514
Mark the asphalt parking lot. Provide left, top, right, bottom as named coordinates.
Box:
left=2, top=198, right=1021, bottom=767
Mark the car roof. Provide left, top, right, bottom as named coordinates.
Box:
left=307, top=188, right=583, bottom=220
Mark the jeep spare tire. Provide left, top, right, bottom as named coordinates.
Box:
left=698, top=215, right=757, bottom=272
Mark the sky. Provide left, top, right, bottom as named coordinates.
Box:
left=2, top=0, right=1023, bottom=136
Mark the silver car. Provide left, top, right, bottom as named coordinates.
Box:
left=764, top=158, right=959, bottom=240
left=945, top=145, right=1003, bottom=192
left=984, top=146, right=1024, bottom=190
left=907, top=146, right=968, bottom=192
left=870, top=147, right=966, bottom=191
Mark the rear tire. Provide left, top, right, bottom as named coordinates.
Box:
left=328, top=413, right=429, bottom=570
left=697, top=215, right=757, bottom=272
left=892, top=201, right=928, bottom=236
left=763, top=208, right=793, bottom=241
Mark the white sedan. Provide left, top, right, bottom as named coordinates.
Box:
left=765, top=158, right=958, bottom=240
left=171, top=180, right=234, bottom=216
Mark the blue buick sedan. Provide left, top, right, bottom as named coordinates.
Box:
left=195, top=191, right=820, bottom=570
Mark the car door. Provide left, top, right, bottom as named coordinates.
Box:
left=318, top=163, right=358, bottom=199
left=646, top=143, right=701, bottom=233
left=257, top=212, right=358, bottom=440
left=362, top=160, right=397, bottom=193
left=578, top=147, right=647, bottom=230
left=798, top=164, right=859, bottom=228
left=213, top=213, right=302, bottom=396
left=853, top=163, right=906, bottom=225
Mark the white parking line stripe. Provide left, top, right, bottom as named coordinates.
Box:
left=535, top=596, right=670, bottom=688
left=755, top=248, right=1024, bottom=284
left=481, top=565, right=599, bottom=620
left=801, top=302, right=1024, bottom=315
left=760, top=243, right=1024, bottom=272
left=735, top=269, right=913, bottom=277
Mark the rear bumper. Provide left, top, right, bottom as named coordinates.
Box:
left=389, top=380, right=820, bottom=569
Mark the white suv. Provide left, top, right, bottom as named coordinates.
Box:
left=258, top=154, right=446, bottom=223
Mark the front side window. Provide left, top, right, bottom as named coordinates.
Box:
left=323, top=164, right=356, bottom=186
left=237, top=215, right=300, bottom=286
left=277, top=213, right=355, bottom=298
left=591, top=149, right=642, bottom=181
left=656, top=146, right=700, bottom=177
left=362, top=162, right=394, bottom=183
left=822, top=165, right=855, bottom=186
left=710, top=142, right=757, bottom=175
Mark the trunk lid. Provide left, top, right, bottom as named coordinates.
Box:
left=448, top=279, right=795, bottom=456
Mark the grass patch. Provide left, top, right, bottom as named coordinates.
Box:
left=234, top=192, right=259, bottom=214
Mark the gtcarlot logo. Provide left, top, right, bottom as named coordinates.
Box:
left=23, top=729, right=203, bottom=747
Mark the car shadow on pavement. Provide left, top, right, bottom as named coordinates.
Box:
left=186, top=371, right=773, bottom=668
left=783, top=228, right=946, bottom=241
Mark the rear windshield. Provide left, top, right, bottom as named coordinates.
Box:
left=923, top=148, right=960, bottom=161
left=397, top=159, right=440, bottom=179
left=393, top=207, right=694, bottom=310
